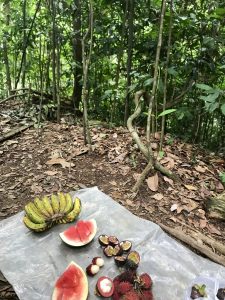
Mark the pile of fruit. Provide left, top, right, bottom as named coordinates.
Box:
left=23, top=193, right=81, bottom=232
left=22, top=193, right=154, bottom=299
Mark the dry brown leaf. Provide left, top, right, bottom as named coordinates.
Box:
left=151, top=193, right=163, bottom=201
left=133, top=173, right=141, bottom=181
left=194, top=165, right=206, bottom=173
left=46, top=158, right=75, bottom=168
left=199, top=218, right=207, bottom=229
left=207, top=224, right=221, bottom=236
left=44, top=170, right=58, bottom=176
left=31, top=183, right=43, bottom=193
left=170, top=203, right=179, bottom=212
left=163, top=176, right=174, bottom=186
left=170, top=216, right=178, bottom=223
left=146, top=173, right=159, bottom=192
left=109, top=181, right=117, bottom=186
left=184, top=184, right=198, bottom=191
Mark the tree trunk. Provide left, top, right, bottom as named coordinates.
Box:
left=124, top=0, right=134, bottom=125
left=21, top=0, right=27, bottom=88
left=3, top=0, right=12, bottom=95
left=82, top=0, right=93, bottom=147
left=160, top=0, right=173, bottom=150
left=50, top=0, right=57, bottom=105
left=72, top=0, right=82, bottom=113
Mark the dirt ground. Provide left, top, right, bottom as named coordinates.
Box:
left=0, top=107, right=225, bottom=299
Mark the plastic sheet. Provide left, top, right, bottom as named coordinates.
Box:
left=0, top=187, right=224, bottom=300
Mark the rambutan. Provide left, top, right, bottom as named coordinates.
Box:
left=117, top=281, right=133, bottom=295
left=139, top=290, right=154, bottom=300
left=122, top=289, right=140, bottom=300
left=118, top=270, right=137, bottom=283
left=139, top=273, right=152, bottom=290
left=112, top=289, right=120, bottom=300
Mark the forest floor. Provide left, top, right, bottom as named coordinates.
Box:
left=0, top=102, right=225, bottom=299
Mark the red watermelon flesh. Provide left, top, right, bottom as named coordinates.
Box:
left=52, top=261, right=88, bottom=300
left=59, top=219, right=97, bottom=247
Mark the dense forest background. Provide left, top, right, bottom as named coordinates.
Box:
left=0, top=0, right=225, bottom=151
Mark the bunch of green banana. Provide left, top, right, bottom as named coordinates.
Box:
left=23, top=193, right=82, bottom=232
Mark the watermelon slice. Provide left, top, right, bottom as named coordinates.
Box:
left=59, top=219, right=97, bottom=246
left=52, top=261, right=88, bottom=300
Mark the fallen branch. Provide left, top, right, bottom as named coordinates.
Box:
left=0, top=124, right=32, bottom=143
left=0, top=92, right=30, bottom=104
left=160, top=223, right=225, bottom=267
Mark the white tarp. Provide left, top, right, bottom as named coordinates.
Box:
left=0, top=187, right=224, bottom=300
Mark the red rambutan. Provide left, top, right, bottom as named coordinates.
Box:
left=138, top=290, right=154, bottom=300
left=112, top=289, right=120, bottom=300
left=139, top=273, right=152, bottom=290
left=117, top=281, right=133, bottom=295
left=118, top=270, right=137, bottom=283
left=122, top=290, right=140, bottom=300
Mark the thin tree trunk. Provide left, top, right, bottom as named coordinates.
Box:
left=15, top=0, right=41, bottom=89
left=124, top=0, right=134, bottom=125
left=3, top=0, right=12, bottom=95
left=21, top=0, right=27, bottom=88
left=72, top=0, right=82, bottom=114
left=147, top=0, right=167, bottom=151
left=160, top=0, right=173, bottom=150
left=82, top=0, right=93, bottom=147
left=56, top=35, right=61, bottom=122
left=110, top=0, right=128, bottom=124
left=50, top=0, right=57, bottom=106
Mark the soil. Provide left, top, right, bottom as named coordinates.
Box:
left=0, top=104, right=225, bottom=299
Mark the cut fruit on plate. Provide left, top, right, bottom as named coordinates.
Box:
left=52, top=261, right=88, bottom=300
left=59, top=219, right=97, bottom=246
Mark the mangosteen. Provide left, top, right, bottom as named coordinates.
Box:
left=217, top=288, right=225, bottom=300
left=126, top=251, right=140, bottom=270
left=86, top=264, right=100, bottom=276
left=92, top=257, right=104, bottom=267
left=190, top=284, right=207, bottom=299
left=114, top=255, right=127, bottom=267
left=98, top=235, right=109, bottom=247
left=120, top=240, right=132, bottom=252
left=113, top=244, right=123, bottom=256
left=103, top=245, right=115, bottom=257
left=108, top=235, right=119, bottom=246
left=96, top=276, right=114, bottom=298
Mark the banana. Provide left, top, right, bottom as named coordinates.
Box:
left=42, top=195, right=54, bottom=216
left=34, top=197, right=52, bottom=218
left=24, top=203, right=46, bottom=224
left=63, top=193, right=74, bottom=214
left=51, top=194, right=60, bottom=214
left=58, top=192, right=67, bottom=214
left=63, top=197, right=82, bottom=223
left=23, top=216, right=49, bottom=232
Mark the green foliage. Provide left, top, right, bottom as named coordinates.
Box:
left=219, top=172, right=225, bottom=185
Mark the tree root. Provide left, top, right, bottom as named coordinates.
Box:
left=160, top=223, right=225, bottom=267
left=127, top=90, right=178, bottom=191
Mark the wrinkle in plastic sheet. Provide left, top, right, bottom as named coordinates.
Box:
left=0, top=187, right=224, bottom=300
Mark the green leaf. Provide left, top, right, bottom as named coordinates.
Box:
left=143, top=78, right=154, bottom=87
left=214, top=8, right=225, bottom=16
left=196, top=83, right=213, bottom=91
left=200, top=91, right=220, bottom=103
left=167, top=67, right=178, bottom=76
left=158, top=109, right=177, bottom=118
left=221, top=104, right=225, bottom=115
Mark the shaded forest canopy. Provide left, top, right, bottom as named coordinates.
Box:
left=0, top=0, right=225, bottom=151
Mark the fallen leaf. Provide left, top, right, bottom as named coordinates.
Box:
left=146, top=173, right=159, bottom=192
left=195, top=165, right=206, bottom=173
left=184, top=184, right=198, bottom=191
left=207, top=224, right=221, bottom=235
left=109, top=181, right=117, bottom=186
left=31, top=183, right=43, bottom=193
left=5, top=140, right=18, bottom=146
left=133, top=173, right=141, bottom=181
left=163, top=176, right=174, bottom=186
left=46, top=158, right=75, bottom=168
left=44, top=170, right=59, bottom=176
left=151, top=193, right=163, bottom=201
left=170, top=203, right=179, bottom=212
left=199, top=219, right=207, bottom=229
